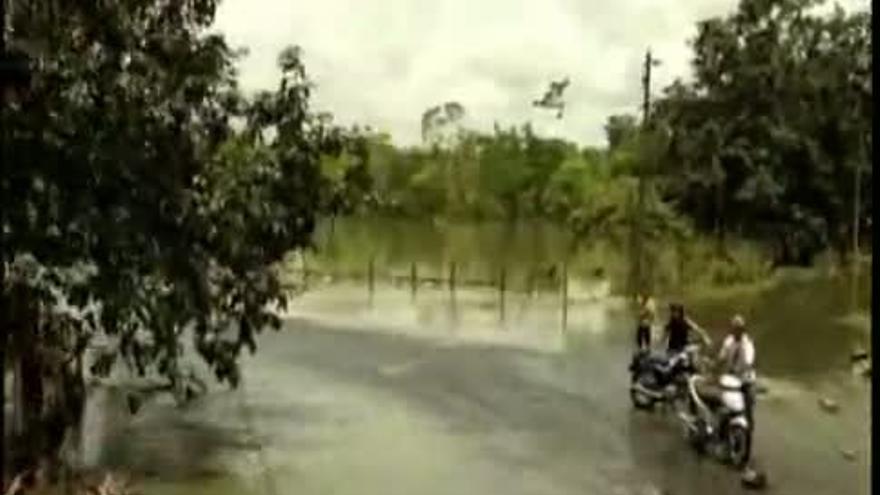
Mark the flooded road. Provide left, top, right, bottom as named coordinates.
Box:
left=81, top=272, right=870, bottom=495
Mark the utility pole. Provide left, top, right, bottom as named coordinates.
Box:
left=631, top=49, right=659, bottom=297
left=642, top=50, right=654, bottom=127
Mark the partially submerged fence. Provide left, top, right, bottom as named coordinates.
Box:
left=281, top=258, right=613, bottom=331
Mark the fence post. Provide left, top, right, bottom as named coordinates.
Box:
left=449, top=261, right=457, bottom=295
left=561, top=262, right=568, bottom=332
left=410, top=261, right=418, bottom=302
left=449, top=261, right=458, bottom=326
left=302, top=251, right=309, bottom=289
left=368, top=257, right=375, bottom=306
left=527, top=266, right=535, bottom=299
left=499, top=265, right=507, bottom=325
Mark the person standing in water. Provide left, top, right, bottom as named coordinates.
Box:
left=635, top=294, right=656, bottom=351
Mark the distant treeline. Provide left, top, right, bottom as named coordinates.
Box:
left=328, top=0, right=871, bottom=268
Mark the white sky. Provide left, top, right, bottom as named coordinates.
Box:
left=213, top=0, right=868, bottom=147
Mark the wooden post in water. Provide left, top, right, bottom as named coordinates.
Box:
left=302, top=251, right=309, bottom=289
left=449, top=261, right=458, bottom=325
left=499, top=266, right=507, bottom=325
left=368, top=257, right=375, bottom=306
left=410, top=262, right=418, bottom=302
left=528, top=266, right=536, bottom=299
left=560, top=262, right=569, bottom=331
left=449, top=261, right=457, bottom=295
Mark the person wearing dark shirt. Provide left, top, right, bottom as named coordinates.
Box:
left=664, top=303, right=711, bottom=354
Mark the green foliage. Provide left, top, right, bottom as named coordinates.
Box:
left=654, top=0, right=871, bottom=265
left=421, top=101, right=466, bottom=147
left=3, top=1, right=367, bottom=399
left=541, top=150, right=598, bottom=218
left=532, top=77, right=570, bottom=118
left=362, top=122, right=593, bottom=221
left=604, top=114, right=639, bottom=153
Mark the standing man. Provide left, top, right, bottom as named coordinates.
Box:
left=718, top=315, right=757, bottom=427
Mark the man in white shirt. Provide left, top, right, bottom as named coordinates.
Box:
left=718, top=314, right=757, bottom=427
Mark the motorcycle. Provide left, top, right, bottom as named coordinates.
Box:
left=629, top=344, right=700, bottom=411
left=679, top=373, right=752, bottom=469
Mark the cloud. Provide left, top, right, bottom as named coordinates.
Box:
left=212, top=0, right=867, bottom=147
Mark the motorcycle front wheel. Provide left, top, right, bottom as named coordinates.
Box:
left=727, top=424, right=752, bottom=469
left=669, top=386, right=689, bottom=416
left=685, top=419, right=707, bottom=454
left=630, top=371, right=657, bottom=410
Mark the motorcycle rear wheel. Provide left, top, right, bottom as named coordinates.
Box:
left=727, top=424, right=752, bottom=469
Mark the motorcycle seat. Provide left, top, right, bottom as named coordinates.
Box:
left=695, top=382, right=725, bottom=409
left=631, top=351, right=664, bottom=369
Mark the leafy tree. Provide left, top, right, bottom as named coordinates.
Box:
left=475, top=125, right=532, bottom=218
left=421, top=101, right=466, bottom=147
left=654, top=0, right=871, bottom=264
left=520, top=125, right=574, bottom=216
left=542, top=150, right=597, bottom=219
left=533, top=77, right=570, bottom=119
left=2, top=0, right=365, bottom=471
left=604, top=114, right=639, bottom=153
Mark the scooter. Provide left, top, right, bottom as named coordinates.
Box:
left=629, top=344, right=699, bottom=411
left=679, top=373, right=752, bottom=469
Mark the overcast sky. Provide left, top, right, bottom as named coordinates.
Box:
left=213, top=0, right=867, bottom=147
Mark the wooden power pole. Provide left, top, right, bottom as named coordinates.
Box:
left=631, top=49, right=658, bottom=297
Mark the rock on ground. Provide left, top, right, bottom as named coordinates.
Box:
left=819, top=397, right=840, bottom=413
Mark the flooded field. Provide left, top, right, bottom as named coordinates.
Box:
left=76, top=265, right=870, bottom=495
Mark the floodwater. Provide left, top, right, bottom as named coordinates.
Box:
left=76, top=265, right=871, bottom=495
